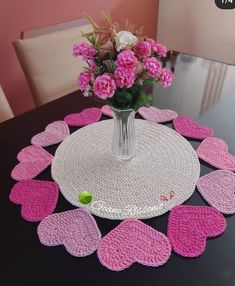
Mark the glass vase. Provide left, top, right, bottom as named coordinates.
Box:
left=111, top=107, right=137, bottom=160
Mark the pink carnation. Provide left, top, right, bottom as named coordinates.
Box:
left=134, top=41, right=151, bottom=58
left=73, top=42, right=96, bottom=60
left=115, top=50, right=137, bottom=71
left=153, top=43, right=167, bottom=57
left=88, top=59, right=96, bottom=67
left=145, top=38, right=156, bottom=48
left=142, top=57, right=162, bottom=77
left=93, top=74, right=116, bottom=99
left=77, top=71, right=93, bottom=91
left=159, top=68, right=174, bottom=88
left=114, top=68, right=135, bottom=88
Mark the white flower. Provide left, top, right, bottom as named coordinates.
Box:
left=83, top=85, right=91, bottom=97
left=115, top=31, right=138, bottom=52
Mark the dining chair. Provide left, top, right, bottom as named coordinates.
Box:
left=0, top=85, right=14, bottom=122
left=13, top=19, right=92, bottom=106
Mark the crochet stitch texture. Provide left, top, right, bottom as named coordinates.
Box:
left=9, top=179, right=59, bottom=221
left=168, top=205, right=226, bottom=257
left=11, top=145, right=53, bottom=181
left=31, top=120, right=70, bottom=147
left=64, top=107, right=102, bottom=126
left=197, top=137, right=235, bottom=171
left=97, top=219, right=172, bottom=271
left=172, top=115, right=213, bottom=139
left=138, top=106, right=177, bottom=123
left=38, top=208, right=101, bottom=257
left=197, top=170, right=235, bottom=214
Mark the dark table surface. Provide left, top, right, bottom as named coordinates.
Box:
left=1, top=52, right=235, bottom=286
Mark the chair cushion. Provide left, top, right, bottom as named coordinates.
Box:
left=14, top=23, right=92, bottom=105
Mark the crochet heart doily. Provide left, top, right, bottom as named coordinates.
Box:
left=37, top=208, right=101, bottom=256
left=168, top=205, right=226, bottom=257
left=97, top=219, right=171, bottom=271
left=197, top=170, right=235, bottom=214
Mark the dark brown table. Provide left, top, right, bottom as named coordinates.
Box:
left=1, top=52, right=235, bottom=285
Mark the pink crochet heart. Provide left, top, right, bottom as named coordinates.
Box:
left=101, top=105, right=113, bottom=117
left=37, top=208, right=101, bottom=257
left=11, top=146, right=53, bottom=181
left=172, top=115, right=213, bottom=139
left=64, top=107, right=102, bottom=126
left=9, top=179, right=59, bottom=221
left=138, top=106, right=177, bottom=123
left=31, top=121, right=70, bottom=147
left=197, top=170, right=235, bottom=214
left=168, top=205, right=226, bottom=257
left=97, top=219, right=171, bottom=271
left=197, top=137, right=235, bottom=171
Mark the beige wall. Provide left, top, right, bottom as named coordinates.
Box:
left=157, top=0, right=235, bottom=64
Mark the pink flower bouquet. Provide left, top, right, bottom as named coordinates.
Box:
left=73, top=13, right=174, bottom=110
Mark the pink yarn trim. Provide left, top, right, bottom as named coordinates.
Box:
left=168, top=205, right=226, bottom=257
left=172, top=115, right=213, bottom=139
left=31, top=121, right=70, bottom=147
left=11, top=145, right=53, bottom=181
left=38, top=208, right=101, bottom=257
left=197, top=137, right=235, bottom=171
left=101, top=105, right=113, bottom=117
left=64, top=107, right=102, bottom=127
left=138, top=106, right=177, bottom=123
left=9, top=179, right=59, bottom=221
left=197, top=170, right=235, bottom=214
left=97, top=219, right=171, bottom=271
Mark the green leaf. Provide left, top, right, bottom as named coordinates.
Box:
left=112, top=89, right=133, bottom=109
left=143, top=79, right=155, bottom=86
left=131, top=90, right=153, bottom=111
left=110, top=60, right=116, bottom=72
left=128, top=84, right=140, bottom=94
left=144, top=95, right=153, bottom=107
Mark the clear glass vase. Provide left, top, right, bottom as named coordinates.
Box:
left=111, top=107, right=137, bottom=160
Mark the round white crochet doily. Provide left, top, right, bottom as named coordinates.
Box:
left=52, top=119, right=200, bottom=220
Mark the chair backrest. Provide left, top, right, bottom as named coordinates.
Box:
left=13, top=19, right=92, bottom=106
left=0, top=86, right=14, bottom=123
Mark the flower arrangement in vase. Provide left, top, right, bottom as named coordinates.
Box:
left=73, top=13, right=174, bottom=160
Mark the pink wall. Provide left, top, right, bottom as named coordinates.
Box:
left=0, top=0, right=159, bottom=115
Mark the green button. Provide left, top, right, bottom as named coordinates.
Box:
left=78, top=191, right=92, bottom=204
